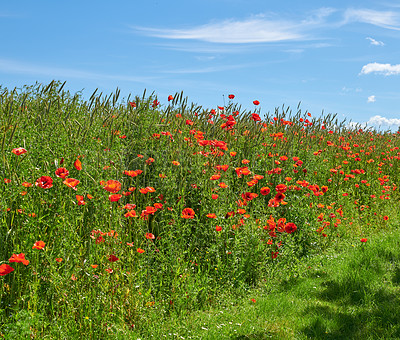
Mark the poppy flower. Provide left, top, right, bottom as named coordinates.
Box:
left=145, top=233, right=155, bottom=240
left=32, top=241, right=45, bottom=250
left=181, top=208, right=195, bottom=219
left=137, top=248, right=145, bottom=253
left=91, top=264, right=98, bottom=269
left=129, top=101, right=136, bottom=108
left=206, top=213, right=217, bottom=219
left=22, top=182, right=32, bottom=187
left=124, top=170, right=138, bottom=177
left=124, top=210, right=137, bottom=218
left=63, top=178, right=80, bottom=190
left=211, top=194, right=219, bottom=200
left=168, top=95, right=174, bottom=101
left=9, top=253, right=29, bottom=265
left=103, top=180, right=121, bottom=193
left=55, top=167, right=69, bottom=179
left=35, top=176, right=53, bottom=189
left=55, top=258, right=63, bottom=263
left=216, top=226, right=222, bottom=231
left=360, top=238, right=368, bottom=243
left=228, top=94, right=235, bottom=99
left=284, top=222, right=297, bottom=234
left=74, top=158, right=82, bottom=171
left=275, top=184, right=287, bottom=194
left=251, top=113, right=261, bottom=122
left=383, top=216, right=389, bottom=221
left=12, top=147, right=27, bottom=156
left=109, top=194, right=122, bottom=202
left=0, top=264, right=14, bottom=276
left=260, top=187, right=271, bottom=196
left=108, top=254, right=119, bottom=262
left=253, top=100, right=260, bottom=105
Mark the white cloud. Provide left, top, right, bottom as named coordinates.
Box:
left=367, top=95, right=376, bottom=103
left=360, top=62, right=400, bottom=76
left=366, top=37, right=384, bottom=46
left=133, top=9, right=336, bottom=44
left=367, top=115, right=400, bottom=127
left=344, top=8, right=400, bottom=30
left=349, top=115, right=400, bottom=131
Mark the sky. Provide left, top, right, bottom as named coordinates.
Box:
left=1, top=0, right=400, bottom=130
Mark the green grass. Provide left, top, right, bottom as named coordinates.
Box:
left=1, top=81, right=400, bottom=339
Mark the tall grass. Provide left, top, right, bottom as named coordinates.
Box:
left=0, top=81, right=399, bottom=338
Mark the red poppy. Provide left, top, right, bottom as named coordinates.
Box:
left=206, top=213, right=217, bottom=219
left=216, top=226, right=222, bottom=231
left=0, top=264, right=14, bottom=276
left=63, top=178, right=80, bottom=190
left=253, top=100, right=260, bottom=105
left=251, top=113, right=261, bottom=122
left=55, top=167, right=69, bottom=179
left=211, top=194, right=219, bottom=200
left=260, top=187, right=271, bottom=196
left=12, top=147, right=27, bottom=156
left=55, top=258, right=63, bottom=263
left=124, top=170, right=138, bottom=177
left=275, top=184, right=287, bottom=194
left=145, top=233, right=155, bottom=240
left=274, top=192, right=285, bottom=203
left=35, top=176, right=53, bottom=189
left=285, top=222, right=297, bottom=234
left=108, top=254, right=119, bottom=262
left=103, top=180, right=121, bottom=193
left=228, top=94, right=235, bottom=99
left=137, top=248, right=145, bottom=253
left=9, top=253, right=29, bottom=265
left=383, top=216, right=389, bottom=221
left=109, top=194, right=122, bottom=202
left=181, top=208, right=195, bottom=219
left=22, top=182, right=32, bottom=187
left=360, top=238, right=368, bottom=242
left=124, top=210, right=137, bottom=218
left=168, top=95, right=174, bottom=101
left=74, top=158, right=82, bottom=171
left=32, top=241, right=45, bottom=250
left=129, top=101, right=136, bottom=108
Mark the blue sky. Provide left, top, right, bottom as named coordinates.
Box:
left=1, top=0, right=400, bottom=129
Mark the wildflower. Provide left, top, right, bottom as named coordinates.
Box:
left=91, top=264, right=98, bottom=269
left=22, top=182, right=32, bottom=187
left=55, top=167, right=69, bottom=179
left=55, top=258, right=63, bottom=263
left=383, top=216, right=389, bottom=221
left=168, top=95, right=174, bottom=101
left=9, top=253, right=29, bottom=265
left=108, top=254, right=119, bottom=262
left=145, top=233, right=155, bottom=240
left=172, top=161, right=180, bottom=166
left=129, top=101, right=136, bottom=108
left=275, top=184, right=287, bottom=194
left=137, top=248, right=145, bottom=253
left=216, top=226, right=222, bottom=231
left=35, top=176, right=53, bottom=189
left=285, top=222, right=297, bottom=234
left=260, top=187, right=271, bottom=196
left=212, top=194, right=219, bottom=200
left=12, top=147, right=28, bottom=156
left=360, top=238, right=368, bottom=243
left=181, top=208, right=195, bottom=219
left=124, top=210, right=137, bottom=218
left=228, top=94, right=235, bottom=99
left=207, top=213, right=217, bottom=219
left=251, top=113, right=261, bottom=122
left=74, top=158, right=82, bottom=171
left=253, top=100, right=260, bottom=105
left=0, top=264, right=14, bottom=276
left=63, top=178, right=80, bottom=190
left=103, top=180, right=121, bottom=193
left=32, top=241, right=45, bottom=250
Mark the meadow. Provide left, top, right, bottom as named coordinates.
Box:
left=1, top=81, right=400, bottom=339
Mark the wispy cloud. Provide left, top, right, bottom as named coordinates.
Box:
left=132, top=9, right=335, bottom=44
left=367, top=95, right=376, bottom=103
left=360, top=62, right=400, bottom=75
left=366, top=37, right=384, bottom=46
left=0, top=58, right=155, bottom=83
left=343, top=8, right=400, bottom=30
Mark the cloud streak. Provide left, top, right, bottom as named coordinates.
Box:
left=366, top=37, right=384, bottom=46
left=360, top=62, right=400, bottom=76
left=343, top=8, right=400, bottom=30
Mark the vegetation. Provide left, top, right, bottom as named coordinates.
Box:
left=0, top=81, right=399, bottom=339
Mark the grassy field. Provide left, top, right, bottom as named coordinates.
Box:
left=0, top=81, right=399, bottom=339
